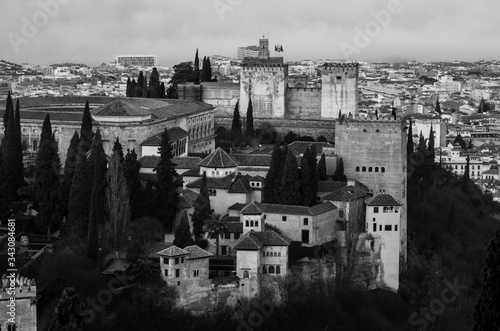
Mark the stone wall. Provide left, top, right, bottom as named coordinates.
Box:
left=201, top=83, right=240, bottom=117
left=285, top=87, right=322, bottom=119
left=0, top=288, right=37, bottom=331
left=177, top=83, right=202, bottom=101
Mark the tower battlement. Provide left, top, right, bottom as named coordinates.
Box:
left=241, top=63, right=288, bottom=73
left=319, top=62, right=359, bottom=76
left=1, top=274, right=37, bottom=299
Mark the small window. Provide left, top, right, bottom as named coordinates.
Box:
left=175, top=258, right=179, bottom=265
left=175, top=269, right=180, bottom=277
left=356, top=166, right=360, bottom=172
left=163, top=257, right=169, bottom=265
left=373, top=223, right=377, bottom=232
left=255, top=221, right=259, bottom=227
left=379, top=225, right=382, bottom=231
left=234, top=232, right=240, bottom=240
left=274, top=252, right=277, bottom=257
left=385, top=225, right=392, bottom=231
left=245, top=220, right=249, bottom=227
left=374, top=207, right=379, bottom=213
left=303, top=218, right=309, bottom=226
left=262, top=266, right=267, bottom=274
left=369, top=167, right=373, bottom=172
left=250, top=220, right=254, bottom=227
left=268, top=266, right=275, bottom=274
left=362, top=166, right=367, bottom=172
left=381, top=167, right=385, bottom=173
left=180, top=257, right=184, bottom=263
left=282, top=216, right=287, bottom=222
left=339, top=210, right=344, bottom=218
left=375, top=167, right=379, bottom=172
left=164, top=269, right=168, bottom=277
left=395, top=225, right=398, bottom=231
left=278, top=252, right=281, bottom=257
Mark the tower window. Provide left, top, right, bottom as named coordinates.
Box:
left=375, top=167, right=379, bottom=172
left=381, top=167, right=386, bottom=173
left=356, top=166, right=360, bottom=172
left=362, top=166, right=366, bottom=172
left=369, top=167, right=373, bottom=172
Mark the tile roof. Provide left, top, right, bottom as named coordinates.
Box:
left=140, top=127, right=189, bottom=146
left=186, top=175, right=234, bottom=190
left=322, top=185, right=367, bottom=202
left=317, top=181, right=348, bottom=193
left=225, top=221, right=243, bottom=233
left=173, top=156, right=203, bottom=169
left=198, top=147, right=239, bottom=168
left=234, top=230, right=291, bottom=250
left=249, top=175, right=265, bottom=182
left=138, top=155, right=160, bottom=168
left=241, top=201, right=265, bottom=215
left=91, top=99, right=152, bottom=116
left=365, top=193, right=402, bottom=206
left=182, top=167, right=201, bottom=177
left=240, top=201, right=337, bottom=216
left=229, top=154, right=272, bottom=167
left=184, top=245, right=213, bottom=260
left=157, top=245, right=189, bottom=257
left=228, top=202, right=247, bottom=211
left=228, top=177, right=253, bottom=193
left=482, top=169, right=499, bottom=175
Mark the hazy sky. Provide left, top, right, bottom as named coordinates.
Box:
left=1, top=0, right=499, bottom=67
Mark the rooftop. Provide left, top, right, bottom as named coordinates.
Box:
left=365, top=193, right=402, bottom=206
left=198, top=147, right=239, bottom=168
left=234, top=230, right=291, bottom=250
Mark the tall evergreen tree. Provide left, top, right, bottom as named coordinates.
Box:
left=281, top=149, right=302, bottom=205
left=478, top=98, right=485, bottom=114
left=194, top=49, right=200, bottom=84
left=274, top=144, right=288, bottom=204
left=47, top=287, right=85, bottom=331
left=407, top=118, right=414, bottom=160
left=106, top=150, right=130, bottom=250
left=473, top=227, right=500, bottom=330
left=3, top=92, right=12, bottom=129
left=435, top=96, right=441, bottom=115
left=136, top=71, right=145, bottom=98
left=317, top=153, right=327, bottom=181
left=68, top=140, right=92, bottom=239
left=123, top=149, right=143, bottom=220
left=192, top=172, right=211, bottom=238
left=206, top=57, right=213, bottom=81
left=60, top=131, right=80, bottom=218
left=130, top=79, right=137, bottom=97
left=307, top=145, right=319, bottom=205
left=300, top=157, right=313, bottom=206
left=231, top=101, right=242, bottom=142
left=174, top=211, right=194, bottom=248
left=126, top=77, right=131, bottom=97
left=87, top=129, right=107, bottom=259
left=112, top=137, right=124, bottom=163
left=427, top=125, right=435, bottom=167
left=159, top=82, right=166, bottom=98
left=332, top=157, right=347, bottom=182
left=80, top=101, right=93, bottom=153
left=201, top=57, right=208, bottom=82
left=154, top=129, right=179, bottom=232
left=0, top=148, right=10, bottom=224
left=148, top=68, right=160, bottom=98
left=33, top=114, right=60, bottom=237
left=5, top=99, right=25, bottom=197
left=461, top=155, right=470, bottom=194
left=245, top=98, right=254, bottom=138
left=263, top=142, right=282, bottom=203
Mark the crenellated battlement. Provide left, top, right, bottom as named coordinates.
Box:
left=0, top=274, right=37, bottom=299
left=287, top=86, right=322, bottom=92
left=319, top=62, right=359, bottom=76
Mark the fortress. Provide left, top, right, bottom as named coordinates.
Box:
left=178, top=37, right=359, bottom=140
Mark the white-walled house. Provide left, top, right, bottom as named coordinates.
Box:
left=140, top=127, right=189, bottom=157
left=158, top=245, right=213, bottom=286
left=365, top=193, right=402, bottom=291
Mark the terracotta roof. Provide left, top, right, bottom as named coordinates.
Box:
left=182, top=167, right=201, bottom=177
left=229, top=154, right=272, bottom=167
left=365, top=193, right=402, bottom=206
left=157, top=245, right=189, bottom=257
left=241, top=201, right=265, bottom=215
left=228, top=177, right=253, bottom=193
left=240, top=201, right=337, bottom=216
left=198, top=148, right=239, bottom=168
left=186, top=175, right=234, bottom=190
left=322, top=185, right=367, bottom=202
left=317, top=181, right=348, bottom=193
left=140, top=127, right=189, bottom=146
left=228, top=202, right=247, bottom=211
left=173, top=157, right=203, bottom=169
left=184, top=245, right=213, bottom=260
left=482, top=169, right=499, bottom=175
left=249, top=175, right=265, bottom=182
left=91, top=99, right=152, bottom=116
left=225, top=221, right=243, bottom=233
left=138, top=155, right=160, bottom=168
left=234, top=230, right=291, bottom=250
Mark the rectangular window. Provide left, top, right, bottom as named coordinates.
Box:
left=282, top=216, right=287, bottom=222
left=180, top=257, right=184, bottom=264
left=32, top=139, right=38, bottom=152
left=303, top=218, right=309, bottom=226
left=339, top=209, right=344, bottom=218
left=301, top=230, right=309, bottom=244
left=379, top=225, right=382, bottom=231
left=373, top=223, right=377, bottom=232
left=221, top=245, right=228, bottom=256
left=164, top=269, right=168, bottom=277
left=175, top=258, right=179, bottom=265
left=395, top=225, right=398, bottom=231
left=385, top=225, right=392, bottom=231
left=175, top=269, right=180, bottom=278
left=374, top=207, right=379, bottom=213
left=163, top=257, right=169, bottom=265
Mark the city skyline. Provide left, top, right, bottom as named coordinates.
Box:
left=2, top=0, right=499, bottom=67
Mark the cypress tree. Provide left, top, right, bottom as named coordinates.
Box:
left=87, top=129, right=107, bottom=259
left=0, top=148, right=10, bottom=224
left=112, top=137, right=124, bottom=163
left=5, top=99, right=25, bottom=197
left=126, top=77, right=131, bottom=97
left=148, top=68, right=160, bottom=98
left=206, top=57, right=213, bottom=81
left=81, top=101, right=93, bottom=153
left=123, top=149, right=143, bottom=220
left=407, top=118, right=414, bottom=160
left=68, top=140, right=92, bottom=239
left=192, top=171, right=211, bottom=238
left=159, top=82, right=166, bottom=98
left=33, top=114, right=60, bottom=237
left=130, top=79, right=137, bottom=97
left=478, top=98, right=485, bottom=114
left=201, top=57, right=207, bottom=82
left=60, top=131, right=80, bottom=218
left=142, top=72, right=148, bottom=96
left=231, top=101, right=242, bottom=142
left=136, top=72, right=145, bottom=98
left=174, top=210, right=194, bottom=248
left=245, top=98, right=254, bottom=138
left=154, top=129, right=179, bottom=232
left=263, top=142, right=282, bottom=203
left=461, top=155, right=470, bottom=194
left=332, top=157, right=347, bottom=182
left=194, top=49, right=200, bottom=84
left=106, top=150, right=130, bottom=250
left=48, top=287, right=85, bottom=331
left=307, top=145, right=319, bottom=205
left=274, top=144, right=287, bottom=204
left=3, top=92, right=12, bottom=129
left=280, top=149, right=302, bottom=205
left=427, top=125, right=435, bottom=167
left=318, top=153, right=327, bottom=181
left=300, top=157, right=312, bottom=206
left=435, top=97, right=441, bottom=115
left=473, top=227, right=500, bottom=330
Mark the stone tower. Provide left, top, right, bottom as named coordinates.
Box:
left=335, top=116, right=407, bottom=270
left=258, top=36, right=270, bottom=59
left=319, top=62, right=359, bottom=118
left=0, top=275, right=37, bottom=331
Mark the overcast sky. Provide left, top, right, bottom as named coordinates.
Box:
left=1, top=0, right=499, bottom=67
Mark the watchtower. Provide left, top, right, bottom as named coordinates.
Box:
left=258, top=36, right=270, bottom=59
left=319, top=62, right=359, bottom=118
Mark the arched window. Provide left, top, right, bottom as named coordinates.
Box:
left=278, top=252, right=281, bottom=257
left=250, top=220, right=254, bottom=227
left=356, top=166, right=360, bottom=172
left=245, top=220, right=249, bottom=227
left=255, top=221, right=259, bottom=227
left=211, top=171, right=215, bottom=177
left=362, top=167, right=366, bottom=172
left=381, top=167, right=385, bottom=173
left=268, top=266, right=275, bottom=274
left=375, top=167, right=379, bottom=172
left=276, top=266, right=281, bottom=274
left=266, top=252, right=269, bottom=257
left=368, top=167, right=373, bottom=172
